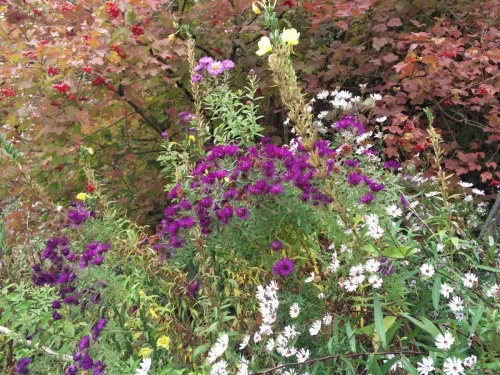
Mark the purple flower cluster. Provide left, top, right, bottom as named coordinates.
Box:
left=32, top=238, right=110, bottom=321
left=156, top=140, right=334, bottom=268
left=332, top=115, right=365, bottom=135
left=344, top=172, right=385, bottom=205
left=68, top=318, right=107, bottom=375
left=176, top=112, right=195, bottom=125
left=67, top=204, right=90, bottom=227
left=15, top=358, right=31, bottom=375
left=379, top=258, right=395, bottom=276
left=193, top=56, right=235, bottom=79
left=272, top=258, right=295, bottom=277
left=269, top=240, right=282, bottom=251
left=384, top=160, right=402, bottom=170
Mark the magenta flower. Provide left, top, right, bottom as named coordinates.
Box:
left=207, top=60, right=224, bottom=76
left=221, top=59, right=235, bottom=70
left=384, top=160, right=401, bottom=169
left=198, top=56, right=214, bottom=68
left=79, top=335, right=90, bottom=350
left=273, top=258, right=295, bottom=277
left=360, top=193, right=374, bottom=204
left=269, top=240, right=282, bottom=251
left=192, top=74, right=202, bottom=83
left=93, top=360, right=106, bottom=375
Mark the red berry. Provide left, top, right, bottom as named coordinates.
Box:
left=92, top=76, right=106, bottom=86
left=106, top=2, right=120, bottom=18
left=87, top=182, right=95, bottom=193
left=48, top=66, right=59, bottom=76
left=83, top=66, right=93, bottom=74
left=53, top=83, right=70, bottom=93
left=130, top=24, right=145, bottom=36
left=68, top=94, right=75, bottom=101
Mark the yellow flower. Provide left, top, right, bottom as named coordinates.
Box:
left=138, top=347, right=153, bottom=358
left=157, top=335, right=171, bottom=350
left=281, top=28, right=300, bottom=46
left=168, top=34, right=176, bottom=42
left=188, top=135, right=196, bottom=142
left=149, top=305, right=158, bottom=319
left=76, top=193, right=87, bottom=201
left=252, top=2, right=261, bottom=14
left=256, top=36, right=272, bottom=56
left=86, top=147, right=94, bottom=155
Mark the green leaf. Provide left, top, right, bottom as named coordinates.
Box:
left=432, top=276, right=441, bottom=310
left=400, top=356, right=420, bottom=375
left=470, top=304, right=485, bottom=335
left=367, top=355, right=383, bottom=375
left=192, top=344, right=209, bottom=361
left=345, top=322, right=356, bottom=352
left=477, top=265, right=500, bottom=273
left=400, top=314, right=440, bottom=337
left=374, top=294, right=387, bottom=349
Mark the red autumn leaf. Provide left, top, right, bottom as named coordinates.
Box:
left=387, top=18, right=402, bottom=27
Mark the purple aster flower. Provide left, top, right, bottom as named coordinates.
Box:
left=15, top=358, right=31, bottom=375
left=79, top=335, right=90, bottom=350
left=81, top=351, right=93, bottom=371
left=384, top=160, right=401, bottom=169
left=272, top=258, right=295, bottom=277
left=52, top=312, right=62, bottom=320
left=179, top=199, right=192, bottom=210
left=368, top=181, right=385, bottom=192
left=73, top=352, right=82, bottom=362
left=91, top=255, right=104, bottom=266
left=176, top=112, right=195, bottom=125
left=346, top=173, right=363, bottom=186
left=67, top=207, right=89, bottom=227
left=198, top=56, right=214, bottom=68
left=215, top=206, right=234, bottom=225
left=326, top=159, right=335, bottom=174
left=188, top=279, right=200, bottom=299
left=360, top=193, right=375, bottom=204
left=262, top=160, right=276, bottom=178
left=235, top=206, right=250, bottom=219
left=269, top=184, right=284, bottom=195
left=221, top=59, right=235, bottom=70
left=194, top=64, right=203, bottom=71
left=198, top=196, right=214, bottom=208
left=269, top=240, right=282, bottom=251
left=400, top=193, right=408, bottom=209
left=344, top=159, right=359, bottom=168
left=248, top=179, right=268, bottom=195
left=52, top=300, right=61, bottom=309
left=161, top=132, right=169, bottom=139
left=192, top=73, right=202, bottom=83
left=92, top=318, right=107, bottom=340
left=167, top=183, right=181, bottom=200
left=64, top=365, right=78, bottom=375
left=93, top=361, right=106, bottom=375
left=178, top=216, right=196, bottom=228
left=168, top=236, right=185, bottom=249
left=206, top=60, right=224, bottom=76
left=223, top=188, right=238, bottom=200
left=379, top=258, right=395, bottom=276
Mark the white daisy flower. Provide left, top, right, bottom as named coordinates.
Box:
left=486, top=284, right=499, bottom=298
left=239, top=335, right=250, bottom=350
left=454, top=313, right=465, bottom=321
left=349, top=265, right=365, bottom=284
left=266, top=280, right=279, bottom=295
left=384, top=354, right=403, bottom=372
left=370, top=93, right=383, bottom=101
left=448, top=296, right=464, bottom=312
left=376, top=116, right=387, bottom=123
left=259, top=324, right=273, bottom=336
left=425, top=191, right=440, bottom=197
left=323, top=313, right=333, bottom=326
left=462, top=272, right=478, bottom=288
left=265, top=338, right=275, bottom=353
left=443, top=357, right=464, bottom=375
left=420, top=263, right=435, bottom=278
left=276, top=334, right=288, bottom=347
left=305, top=272, right=315, bottom=283
left=369, top=274, right=383, bottom=289
left=253, top=332, right=262, bottom=343
left=283, top=347, right=297, bottom=357
left=309, top=320, right=322, bottom=336
left=471, top=188, right=484, bottom=195
left=367, top=225, right=384, bottom=239
left=458, top=181, right=473, bottom=188
left=435, top=331, right=455, bottom=350
left=283, top=325, right=299, bottom=339
left=364, top=259, right=381, bottom=273
left=417, top=357, right=435, bottom=375
left=437, top=243, right=445, bottom=252
left=463, top=195, right=473, bottom=202
left=236, top=359, right=249, bottom=375
left=296, top=348, right=310, bottom=363
left=256, top=285, right=266, bottom=301
left=289, top=303, right=300, bottom=318
left=344, top=278, right=359, bottom=292
left=463, top=355, right=477, bottom=368
left=440, top=283, right=454, bottom=298
left=317, top=111, right=329, bottom=119
left=134, top=357, right=152, bottom=375
left=317, top=293, right=325, bottom=299
left=210, top=360, right=228, bottom=375
left=364, top=213, right=379, bottom=228
left=386, top=204, right=402, bottom=218
left=317, top=90, right=329, bottom=99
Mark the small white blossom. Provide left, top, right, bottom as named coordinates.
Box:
left=296, top=348, right=310, bottom=363
left=210, top=360, right=229, bottom=375
left=369, top=274, right=383, bottom=289
left=435, top=331, right=455, bottom=350
left=370, top=93, right=383, bottom=101
left=471, top=188, right=484, bottom=195
left=134, top=357, right=152, bottom=375
left=265, top=338, right=275, bottom=353
left=458, top=181, right=473, bottom=188
left=417, top=357, right=435, bottom=375
left=486, top=284, right=499, bottom=298
left=283, top=326, right=299, bottom=339
left=440, top=283, right=454, bottom=298
left=463, top=355, right=477, bottom=368
left=425, top=191, right=440, bottom=197
left=448, top=296, right=464, bottom=312
left=437, top=243, right=445, bottom=252
left=376, top=116, right=387, bottom=123
left=349, top=265, right=365, bottom=284
left=344, top=278, right=359, bottom=292
left=317, top=111, right=329, bottom=119
left=462, top=272, right=478, bottom=288
left=367, top=225, right=384, bottom=239
left=323, top=313, right=333, bottom=326
left=384, top=354, right=403, bottom=372
left=305, top=272, right=315, bottom=283
left=420, top=263, right=435, bottom=278
left=386, top=204, right=402, bottom=218
left=454, top=313, right=465, bottom=321
left=289, top=303, right=300, bottom=318
left=276, top=334, right=288, bottom=347
left=309, top=320, right=322, bottom=336
left=364, top=259, right=381, bottom=273
left=317, top=90, right=329, bottom=99
left=236, top=359, right=249, bottom=375
left=239, top=335, right=250, bottom=350
left=253, top=332, right=262, bottom=343
left=317, top=292, right=325, bottom=299
left=283, top=347, right=297, bottom=357
left=443, top=357, right=464, bottom=375
left=364, top=213, right=379, bottom=228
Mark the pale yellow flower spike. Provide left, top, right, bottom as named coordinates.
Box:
left=281, top=28, right=300, bottom=46
left=256, top=36, right=272, bottom=56
left=252, top=2, right=261, bottom=14
left=138, top=347, right=153, bottom=358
